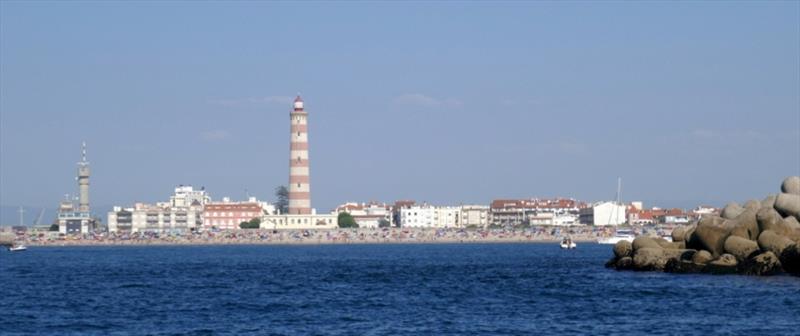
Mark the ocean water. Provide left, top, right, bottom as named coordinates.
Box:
left=1, top=243, right=799, bottom=335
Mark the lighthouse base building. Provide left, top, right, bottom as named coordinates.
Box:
left=261, top=212, right=337, bottom=230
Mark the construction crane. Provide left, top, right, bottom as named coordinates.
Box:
left=34, top=208, right=46, bottom=226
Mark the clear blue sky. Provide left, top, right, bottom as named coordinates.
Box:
left=1, top=1, right=798, bottom=221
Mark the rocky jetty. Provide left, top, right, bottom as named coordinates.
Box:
left=606, top=176, right=800, bottom=276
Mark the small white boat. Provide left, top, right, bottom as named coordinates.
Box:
left=8, top=245, right=27, bottom=252
left=597, top=230, right=635, bottom=245
left=560, top=237, right=576, bottom=249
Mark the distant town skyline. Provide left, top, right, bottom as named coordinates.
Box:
left=1, top=2, right=798, bottom=222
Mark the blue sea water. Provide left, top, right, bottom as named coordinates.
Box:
left=1, top=243, right=799, bottom=335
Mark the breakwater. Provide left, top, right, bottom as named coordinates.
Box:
left=606, top=176, right=800, bottom=276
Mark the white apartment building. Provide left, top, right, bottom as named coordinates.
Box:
left=434, top=206, right=461, bottom=228
left=170, top=185, right=210, bottom=207
left=108, top=202, right=204, bottom=233
left=460, top=205, right=489, bottom=228
left=107, top=186, right=209, bottom=233
left=579, top=201, right=627, bottom=226
left=400, top=205, right=435, bottom=228
left=399, top=205, right=462, bottom=228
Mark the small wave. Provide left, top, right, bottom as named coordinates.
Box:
left=116, top=283, right=152, bottom=289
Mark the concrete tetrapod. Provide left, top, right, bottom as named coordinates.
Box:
left=632, top=237, right=662, bottom=251
left=761, top=194, right=777, bottom=209
left=691, top=250, right=713, bottom=265
left=774, top=193, right=800, bottom=220
left=779, top=243, right=800, bottom=276
left=723, top=235, right=760, bottom=261
left=739, top=251, right=782, bottom=276
left=613, top=240, right=632, bottom=259
left=632, top=247, right=668, bottom=271
left=721, top=202, right=745, bottom=220
left=688, top=220, right=731, bottom=257
left=757, top=230, right=794, bottom=256
left=757, top=207, right=789, bottom=236
left=781, top=176, right=800, bottom=195
left=707, top=254, right=738, bottom=275
left=729, top=209, right=759, bottom=240
left=671, top=226, right=687, bottom=243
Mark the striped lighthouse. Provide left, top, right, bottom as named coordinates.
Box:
left=288, top=95, right=312, bottom=215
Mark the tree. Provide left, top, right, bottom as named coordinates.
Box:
left=275, top=185, right=289, bottom=214
left=239, top=218, right=262, bottom=229
left=49, top=223, right=59, bottom=231
left=378, top=219, right=391, bottom=228
left=338, top=212, right=358, bottom=228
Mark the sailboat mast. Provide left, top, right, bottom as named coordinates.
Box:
left=616, top=177, right=623, bottom=224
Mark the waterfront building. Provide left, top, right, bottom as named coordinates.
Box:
left=657, top=208, right=691, bottom=224
left=434, top=206, right=461, bottom=228
left=399, top=204, right=435, bottom=228
left=261, top=95, right=337, bottom=229
left=692, top=206, right=719, bottom=218
left=398, top=204, right=462, bottom=228
left=392, top=200, right=416, bottom=226
left=334, top=202, right=392, bottom=228
left=108, top=202, right=203, bottom=233
left=460, top=205, right=490, bottom=228
left=58, top=142, right=96, bottom=234
left=170, top=185, right=210, bottom=207
left=203, top=197, right=274, bottom=230
left=107, top=185, right=209, bottom=233
left=628, top=208, right=655, bottom=225
left=489, top=198, right=582, bottom=227
left=579, top=201, right=627, bottom=225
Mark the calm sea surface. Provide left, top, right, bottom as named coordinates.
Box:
left=1, top=243, right=799, bottom=335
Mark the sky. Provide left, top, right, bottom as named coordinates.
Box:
left=1, top=1, right=799, bottom=223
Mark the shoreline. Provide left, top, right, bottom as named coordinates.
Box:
left=22, top=238, right=601, bottom=248
left=7, top=227, right=637, bottom=248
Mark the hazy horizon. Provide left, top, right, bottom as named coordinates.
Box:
left=1, top=2, right=798, bottom=223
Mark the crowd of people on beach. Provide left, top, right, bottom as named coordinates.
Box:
left=14, top=226, right=671, bottom=246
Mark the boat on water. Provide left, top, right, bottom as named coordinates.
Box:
left=560, top=237, right=576, bottom=249
left=597, top=230, right=635, bottom=245
left=8, top=244, right=27, bottom=252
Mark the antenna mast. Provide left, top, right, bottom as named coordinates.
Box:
left=79, top=141, right=88, bottom=166
left=18, top=206, right=25, bottom=226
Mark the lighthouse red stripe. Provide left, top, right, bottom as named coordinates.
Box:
left=290, top=142, right=308, bottom=150
left=289, top=175, right=310, bottom=183
left=291, top=125, right=308, bottom=133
